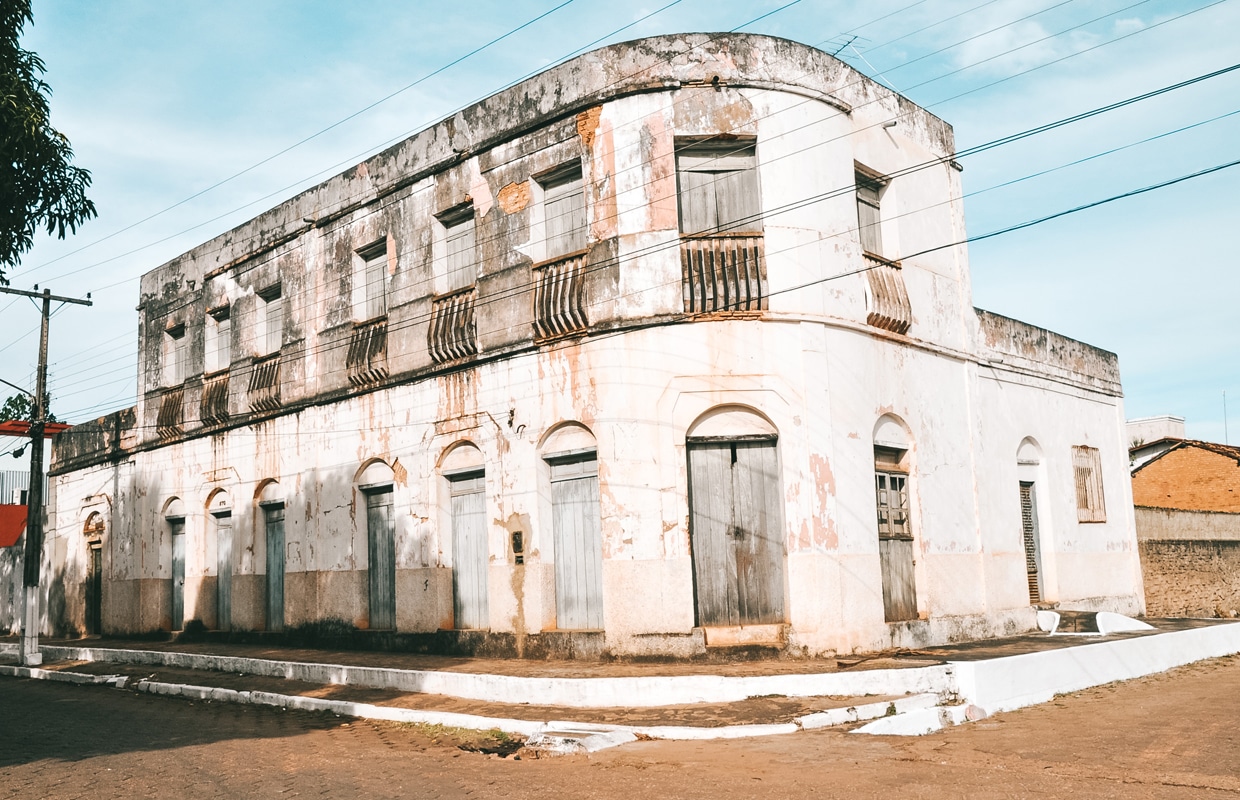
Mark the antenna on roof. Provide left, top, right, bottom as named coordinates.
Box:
left=829, top=35, right=858, bottom=57
left=1225, top=390, right=1230, bottom=446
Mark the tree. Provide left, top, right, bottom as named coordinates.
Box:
left=0, top=1, right=96, bottom=285
left=0, top=391, right=56, bottom=423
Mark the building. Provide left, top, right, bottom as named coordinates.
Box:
left=1129, top=426, right=1240, bottom=617
left=38, top=34, right=1143, bottom=656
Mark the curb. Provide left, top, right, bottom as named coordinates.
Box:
left=0, top=664, right=127, bottom=688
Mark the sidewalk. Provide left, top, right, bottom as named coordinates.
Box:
left=3, top=617, right=1238, bottom=750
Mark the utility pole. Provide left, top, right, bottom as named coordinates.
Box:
left=0, top=285, right=92, bottom=666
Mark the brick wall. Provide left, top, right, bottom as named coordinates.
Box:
left=1131, top=444, right=1240, bottom=512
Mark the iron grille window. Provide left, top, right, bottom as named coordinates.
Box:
left=1072, top=445, right=1107, bottom=522
left=675, top=140, right=761, bottom=235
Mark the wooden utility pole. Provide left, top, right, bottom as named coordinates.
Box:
left=0, top=285, right=92, bottom=666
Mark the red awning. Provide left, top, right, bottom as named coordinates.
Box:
left=0, top=504, right=26, bottom=547
left=0, top=420, right=71, bottom=438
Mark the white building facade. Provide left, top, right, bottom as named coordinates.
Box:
left=39, top=34, right=1144, bottom=656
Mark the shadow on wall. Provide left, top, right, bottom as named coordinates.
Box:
left=0, top=538, right=23, bottom=635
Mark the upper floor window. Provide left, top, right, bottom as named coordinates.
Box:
left=356, top=241, right=388, bottom=320
left=855, top=167, right=887, bottom=257
left=540, top=165, right=586, bottom=259
left=257, top=284, right=282, bottom=356
left=675, top=139, right=761, bottom=236
left=1072, top=445, right=1107, bottom=523
left=436, top=205, right=476, bottom=295
left=163, top=323, right=187, bottom=386
left=205, top=306, right=231, bottom=374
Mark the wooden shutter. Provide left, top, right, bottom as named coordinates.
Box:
left=264, top=504, right=286, bottom=632
left=550, top=454, right=603, bottom=630
left=215, top=512, right=233, bottom=631
left=450, top=472, right=489, bottom=630
left=366, top=489, right=396, bottom=629
left=676, top=142, right=761, bottom=235
left=1019, top=481, right=1042, bottom=603
left=544, top=172, right=587, bottom=258
left=1072, top=446, right=1107, bottom=522
left=169, top=519, right=185, bottom=630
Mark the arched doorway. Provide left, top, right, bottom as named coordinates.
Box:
left=686, top=406, right=785, bottom=627
left=441, top=443, right=488, bottom=630
left=82, top=512, right=105, bottom=635
left=163, top=497, right=187, bottom=631
left=873, top=414, right=917, bottom=622
left=542, top=423, right=603, bottom=630
left=257, top=480, right=286, bottom=632
left=207, top=490, right=233, bottom=631
left=1017, top=438, right=1045, bottom=604
left=357, top=460, right=396, bottom=630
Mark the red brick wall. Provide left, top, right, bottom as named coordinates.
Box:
left=1132, top=447, right=1240, bottom=512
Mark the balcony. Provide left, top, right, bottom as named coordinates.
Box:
left=200, top=370, right=230, bottom=426
left=863, top=253, right=912, bottom=335
left=429, top=286, right=478, bottom=364
left=532, top=250, right=588, bottom=340
left=347, top=317, right=389, bottom=387
left=156, top=387, right=184, bottom=441
left=681, top=234, right=767, bottom=314
left=248, top=353, right=281, bottom=413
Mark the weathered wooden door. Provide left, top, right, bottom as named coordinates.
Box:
left=264, top=503, right=285, bottom=632
left=688, top=439, right=785, bottom=627
left=169, top=519, right=185, bottom=630
left=875, top=471, right=917, bottom=621
left=550, top=455, right=604, bottom=630
left=366, top=489, right=396, bottom=630
left=86, top=542, right=102, bottom=635
left=451, top=472, right=488, bottom=630
left=214, top=511, right=233, bottom=631
left=1020, top=481, right=1043, bottom=604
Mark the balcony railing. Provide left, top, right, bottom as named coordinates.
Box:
left=156, top=387, right=184, bottom=440
left=863, top=253, right=912, bottom=335
left=681, top=234, right=766, bottom=314
left=347, top=317, right=389, bottom=387
left=248, top=353, right=282, bottom=413
left=429, top=286, right=478, bottom=364
left=200, top=370, right=230, bottom=426
left=532, top=250, right=588, bottom=339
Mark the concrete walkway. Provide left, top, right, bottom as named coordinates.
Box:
left=4, top=619, right=1240, bottom=752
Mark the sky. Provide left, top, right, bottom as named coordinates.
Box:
left=1, top=0, right=1237, bottom=466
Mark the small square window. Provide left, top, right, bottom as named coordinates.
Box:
left=163, top=323, right=187, bottom=386
left=539, top=165, right=586, bottom=259
left=205, top=306, right=231, bottom=373
left=675, top=140, right=761, bottom=235
left=436, top=206, right=476, bottom=295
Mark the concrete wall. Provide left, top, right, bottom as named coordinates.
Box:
left=37, top=33, right=1144, bottom=657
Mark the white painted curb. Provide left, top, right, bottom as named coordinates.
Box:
left=0, top=663, right=126, bottom=687
left=5, top=643, right=954, bottom=708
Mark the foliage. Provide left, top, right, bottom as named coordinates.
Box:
left=0, top=391, right=57, bottom=423
left=0, top=1, right=96, bottom=284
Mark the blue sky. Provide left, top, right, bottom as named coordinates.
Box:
left=2, top=0, right=1237, bottom=457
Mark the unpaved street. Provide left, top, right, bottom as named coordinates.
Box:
left=3, top=655, right=1240, bottom=799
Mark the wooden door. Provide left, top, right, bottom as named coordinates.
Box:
left=366, top=489, right=396, bottom=630
left=86, top=543, right=102, bottom=635
left=264, top=504, right=286, bottom=632
left=170, top=519, right=185, bottom=630
left=1020, top=481, right=1043, bottom=604
left=875, top=471, right=917, bottom=621
left=688, top=439, right=785, bottom=627
left=550, top=455, right=603, bottom=630
left=451, top=472, right=488, bottom=630
left=215, top=512, right=233, bottom=631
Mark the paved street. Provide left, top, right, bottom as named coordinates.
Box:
left=3, top=655, right=1240, bottom=799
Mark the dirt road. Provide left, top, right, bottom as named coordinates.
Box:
left=3, top=654, right=1239, bottom=799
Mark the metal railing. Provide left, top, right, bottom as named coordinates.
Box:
left=429, top=287, right=478, bottom=363
left=681, top=234, right=766, bottom=314
left=532, top=250, right=588, bottom=339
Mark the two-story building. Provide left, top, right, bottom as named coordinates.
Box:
left=39, top=33, right=1144, bottom=656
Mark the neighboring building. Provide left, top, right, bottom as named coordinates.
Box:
left=1128, top=414, right=1186, bottom=469
left=1130, top=434, right=1240, bottom=617
left=37, top=34, right=1143, bottom=656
